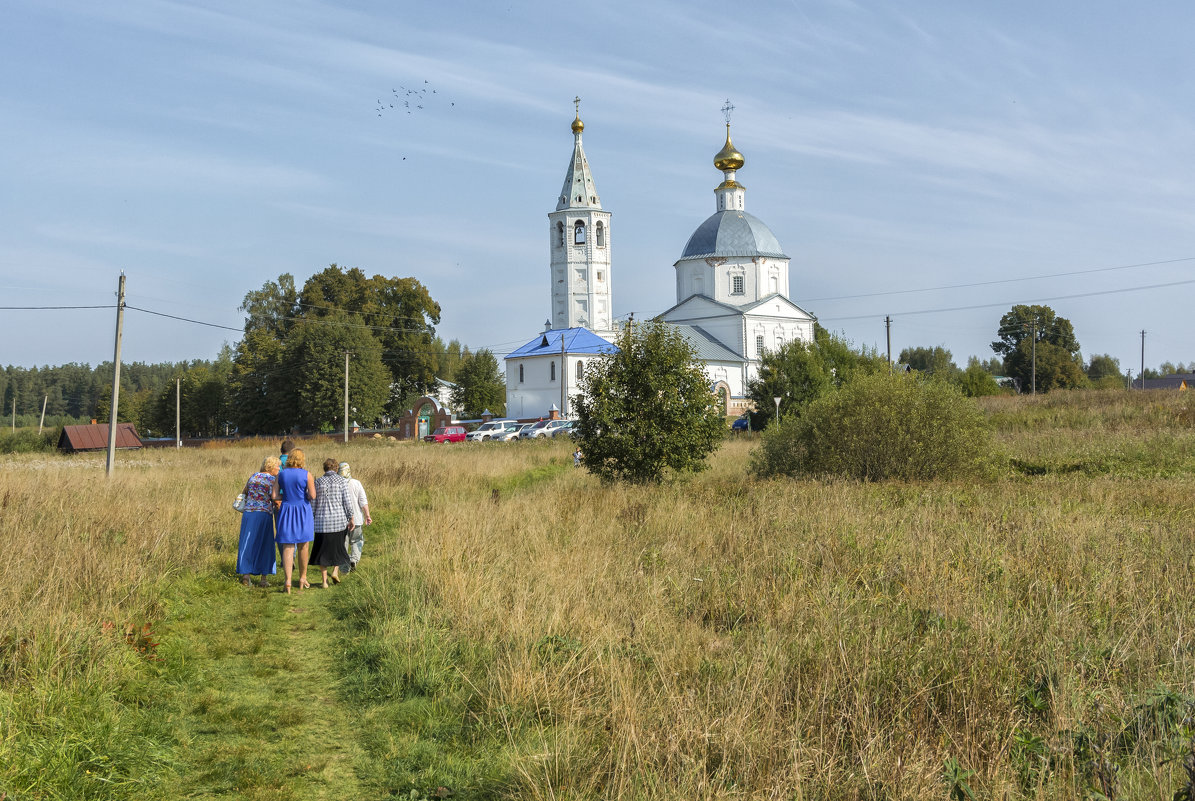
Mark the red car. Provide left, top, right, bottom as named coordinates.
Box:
left=424, top=425, right=467, bottom=444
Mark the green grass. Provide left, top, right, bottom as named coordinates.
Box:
left=6, top=392, right=1195, bottom=799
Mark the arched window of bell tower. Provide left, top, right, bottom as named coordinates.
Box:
left=596, top=222, right=605, bottom=247
left=556, top=221, right=564, bottom=247
left=574, top=221, right=586, bottom=245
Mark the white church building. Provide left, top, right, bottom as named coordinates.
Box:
left=505, top=107, right=816, bottom=419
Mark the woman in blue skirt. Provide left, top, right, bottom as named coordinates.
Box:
left=236, top=455, right=280, bottom=587
left=273, top=448, right=316, bottom=593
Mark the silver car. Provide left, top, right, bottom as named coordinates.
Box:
left=495, top=423, right=532, bottom=442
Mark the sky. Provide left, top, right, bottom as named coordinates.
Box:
left=3, top=0, right=1193, bottom=378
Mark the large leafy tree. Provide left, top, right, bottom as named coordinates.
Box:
left=1087, top=353, right=1124, bottom=389
left=992, top=305, right=1087, bottom=392
left=574, top=320, right=725, bottom=484
left=746, top=324, right=887, bottom=429
left=898, top=345, right=958, bottom=378
left=230, top=265, right=441, bottom=433
left=281, top=313, right=390, bottom=432
left=299, top=265, right=441, bottom=411
left=450, top=349, right=505, bottom=418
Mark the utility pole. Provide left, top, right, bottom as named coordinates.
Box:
left=1125, top=369, right=1131, bottom=390
left=10, top=398, right=14, bottom=432
left=38, top=395, right=47, bottom=435
left=560, top=330, right=567, bottom=417
left=1031, top=321, right=1037, bottom=396
left=175, top=378, right=181, bottom=448
left=884, top=315, right=892, bottom=373
left=1140, top=330, right=1146, bottom=390
left=105, top=273, right=126, bottom=477
left=344, top=351, right=350, bottom=444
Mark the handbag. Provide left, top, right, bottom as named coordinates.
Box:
left=233, top=493, right=246, bottom=513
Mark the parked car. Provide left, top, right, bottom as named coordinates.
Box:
left=496, top=423, right=533, bottom=442
left=466, top=419, right=519, bottom=442
left=549, top=420, right=576, bottom=438
left=424, top=425, right=466, bottom=443
left=521, top=419, right=571, bottom=439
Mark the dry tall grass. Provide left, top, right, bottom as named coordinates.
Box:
left=3, top=390, right=1195, bottom=799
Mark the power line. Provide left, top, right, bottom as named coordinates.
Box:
left=0, top=304, right=116, bottom=310
left=804, top=256, right=1195, bottom=303
left=818, top=278, right=1195, bottom=323
left=125, top=305, right=243, bottom=332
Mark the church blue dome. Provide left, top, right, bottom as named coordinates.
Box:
left=680, top=210, right=787, bottom=260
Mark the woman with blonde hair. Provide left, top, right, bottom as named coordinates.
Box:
left=273, top=447, right=315, bottom=592
left=236, top=455, right=280, bottom=587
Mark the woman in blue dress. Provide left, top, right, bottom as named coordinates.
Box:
left=273, top=448, right=316, bottom=593
left=236, top=455, right=280, bottom=587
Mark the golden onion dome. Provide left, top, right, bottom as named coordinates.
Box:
left=571, top=113, right=584, bottom=134
left=713, top=124, right=744, bottom=171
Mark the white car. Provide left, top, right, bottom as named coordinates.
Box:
left=466, top=419, right=520, bottom=441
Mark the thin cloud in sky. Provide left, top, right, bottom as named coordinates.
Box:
left=2, top=0, right=1192, bottom=374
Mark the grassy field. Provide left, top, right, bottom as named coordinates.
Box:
left=2, top=389, right=1194, bottom=799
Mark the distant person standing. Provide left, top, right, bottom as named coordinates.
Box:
left=236, top=455, right=280, bottom=587
left=280, top=439, right=295, bottom=467
left=339, top=462, right=371, bottom=571
left=273, top=448, right=315, bottom=593
left=310, top=458, right=355, bottom=588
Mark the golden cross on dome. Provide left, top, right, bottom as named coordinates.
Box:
left=721, top=98, right=735, bottom=125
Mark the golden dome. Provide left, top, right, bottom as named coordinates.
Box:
left=571, top=113, right=584, bottom=134
left=714, top=124, right=744, bottom=171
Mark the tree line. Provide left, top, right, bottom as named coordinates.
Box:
left=3, top=265, right=506, bottom=437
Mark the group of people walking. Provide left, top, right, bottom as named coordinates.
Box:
left=236, top=440, right=372, bottom=593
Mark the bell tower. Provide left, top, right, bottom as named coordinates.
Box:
left=547, top=98, right=613, bottom=335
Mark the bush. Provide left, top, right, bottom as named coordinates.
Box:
left=0, top=427, right=59, bottom=454
left=751, top=373, right=994, bottom=481
left=575, top=320, right=726, bottom=483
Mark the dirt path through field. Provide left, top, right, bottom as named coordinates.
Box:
left=157, top=568, right=374, bottom=799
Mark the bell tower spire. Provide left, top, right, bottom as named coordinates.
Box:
left=548, top=99, right=613, bottom=335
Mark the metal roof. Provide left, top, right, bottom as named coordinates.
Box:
left=506, top=327, right=616, bottom=359
left=679, top=210, right=787, bottom=260
left=58, top=423, right=142, bottom=452
left=671, top=324, right=744, bottom=362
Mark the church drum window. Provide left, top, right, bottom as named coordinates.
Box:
left=574, top=221, right=586, bottom=245
left=596, top=221, right=605, bottom=247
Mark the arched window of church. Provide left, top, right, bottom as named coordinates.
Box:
left=770, top=274, right=778, bottom=294
left=731, top=275, right=745, bottom=295
left=550, top=361, right=556, bottom=381
left=576, top=360, right=583, bottom=380
left=556, top=222, right=564, bottom=247
left=519, top=364, right=524, bottom=383
left=574, top=221, right=586, bottom=245
left=596, top=222, right=605, bottom=247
